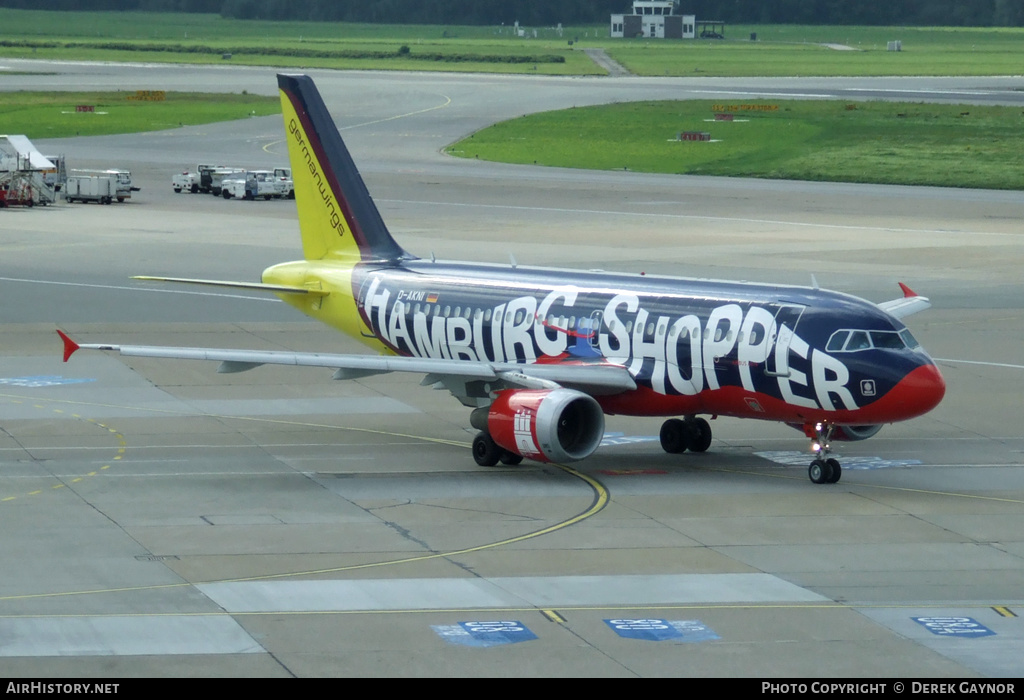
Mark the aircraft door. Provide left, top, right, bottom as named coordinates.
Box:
left=764, top=303, right=806, bottom=377
left=588, top=310, right=603, bottom=348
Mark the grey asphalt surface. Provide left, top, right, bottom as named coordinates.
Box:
left=1, top=59, right=1023, bottom=677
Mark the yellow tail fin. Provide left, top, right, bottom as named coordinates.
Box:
left=277, top=74, right=408, bottom=263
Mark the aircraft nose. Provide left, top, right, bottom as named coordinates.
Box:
left=904, top=361, right=946, bottom=416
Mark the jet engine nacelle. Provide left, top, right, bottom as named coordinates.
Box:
left=790, top=423, right=884, bottom=442
left=832, top=424, right=884, bottom=442
left=486, top=388, right=604, bottom=463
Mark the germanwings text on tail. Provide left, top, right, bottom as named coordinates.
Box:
left=59, top=74, right=945, bottom=484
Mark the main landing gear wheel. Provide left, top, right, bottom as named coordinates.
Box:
left=472, top=432, right=501, bottom=467
left=660, top=416, right=713, bottom=454
left=499, top=451, right=523, bottom=465
left=659, top=419, right=688, bottom=453
left=687, top=417, right=713, bottom=453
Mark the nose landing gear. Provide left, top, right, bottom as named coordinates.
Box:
left=807, top=422, right=842, bottom=484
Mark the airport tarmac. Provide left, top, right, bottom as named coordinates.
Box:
left=1, top=60, right=1024, bottom=677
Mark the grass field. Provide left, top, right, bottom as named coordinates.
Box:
left=605, top=25, right=1024, bottom=76
left=0, top=91, right=281, bottom=139
left=4, top=10, right=1023, bottom=189
left=3, top=9, right=1024, bottom=77
left=0, top=10, right=602, bottom=75
left=447, top=100, right=1024, bottom=190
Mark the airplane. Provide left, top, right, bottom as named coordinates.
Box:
left=58, top=73, right=946, bottom=485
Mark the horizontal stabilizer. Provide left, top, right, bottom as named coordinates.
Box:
left=132, top=276, right=328, bottom=296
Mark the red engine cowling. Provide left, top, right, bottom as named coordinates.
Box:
left=832, top=424, right=883, bottom=441
left=487, top=388, right=605, bottom=463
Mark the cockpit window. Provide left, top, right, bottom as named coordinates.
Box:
left=899, top=328, right=920, bottom=349
left=827, top=328, right=916, bottom=353
left=870, top=331, right=905, bottom=349
left=826, top=330, right=849, bottom=352
left=846, top=331, right=871, bottom=351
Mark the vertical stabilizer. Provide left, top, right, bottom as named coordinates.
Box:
left=277, top=74, right=408, bottom=263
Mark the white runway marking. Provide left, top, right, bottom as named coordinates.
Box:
left=755, top=451, right=921, bottom=469
left=936, top=358, right=1024, bottom=371
left=0, top=616, right=262, bottom=657
left=382, top=199, right=1016, bottom=237
left=198, top=573, right=827, bottom=613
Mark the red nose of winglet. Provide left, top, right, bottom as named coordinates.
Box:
left=898, top=282, right=918, bottom=298
left=57, top=329, right=80, bottom=363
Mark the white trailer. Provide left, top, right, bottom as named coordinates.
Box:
left=65, top=175, right=116, bottom=204
left=72, top=169, right=137, bottom=202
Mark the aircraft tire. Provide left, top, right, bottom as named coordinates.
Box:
left=472, top=432, right=501, bottom=467
left=809, top=459, right=834, bottom=484
left=660, top=419, right=688, bottom=454
left=499, top=450, right=524, bottom=466
left=686, top=417, right=713, bottom=453
left=826, top=458, right=842, bottom=483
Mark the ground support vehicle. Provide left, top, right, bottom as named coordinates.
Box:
left=209, top=168, right=246, bottom=197
left=64, top=175, right=116, bottom=204
left=171, top=170, right=197, bottom=193
left=223, top=170, right=294, bottom=200
left=173, top=165, right=235, bottom=194
left=73, top=169, right=137, bottom=202
left=0, top=168, right=49, bottom=206
left=42, top=155, right=67, bottom=192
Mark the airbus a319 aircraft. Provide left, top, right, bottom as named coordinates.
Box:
left=59, top=74, right=946, bottom=484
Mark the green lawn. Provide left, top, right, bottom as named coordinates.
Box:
left=447, top=100, right=1024, bottom=190
left=0, top=91, right=280, bottom=139
left=606, top=25, right=1024, bottom=77
left=4, top=10, right=1024, bottom=77
left=5, top=11, right=1023, bottom=189
left=0, top=10, right=601, bottom=76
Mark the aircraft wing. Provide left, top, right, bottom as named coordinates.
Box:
left=57, top=330, right=636, bottom=395
left=877, top=283, right=932, bottom=320
left=131, top=276, right=327, bottom=296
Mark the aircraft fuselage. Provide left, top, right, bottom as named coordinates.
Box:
left=269, top=258, right=945, bottom=430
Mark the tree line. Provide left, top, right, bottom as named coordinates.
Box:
left=3, top=0, right=1023, bottom=27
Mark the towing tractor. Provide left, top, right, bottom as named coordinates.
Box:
left=223, top=169, right=295, bottom=200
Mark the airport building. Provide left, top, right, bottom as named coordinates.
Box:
left=611, top=1, right=695, bottom=39
left=610, top=1, right=725, bottom=40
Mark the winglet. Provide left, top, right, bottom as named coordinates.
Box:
left=57, top=329, right=79, bottom=363
left=878, top=283, right=931, bottom=319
